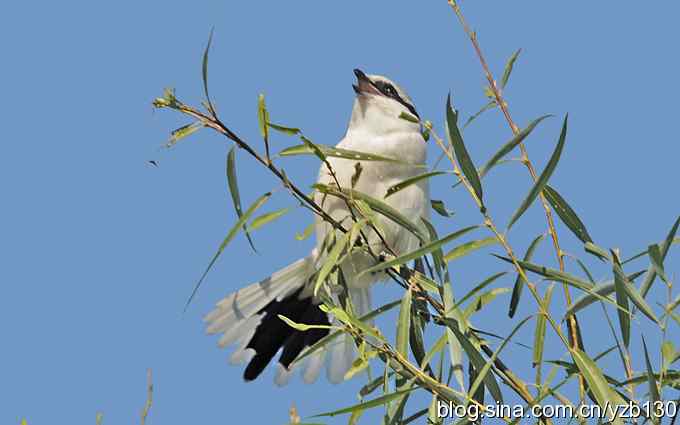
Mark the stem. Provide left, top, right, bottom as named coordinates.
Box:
left=446, top=0, right=584, bottom=399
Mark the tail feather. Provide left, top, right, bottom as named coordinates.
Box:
left=206, top=254, right=332, bottom=382
left=205, top=254, right=375, bottom=385
left=204, top=256, right=313, bottom=329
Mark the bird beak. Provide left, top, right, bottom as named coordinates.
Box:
left=353, top=68, right=380, bottom=96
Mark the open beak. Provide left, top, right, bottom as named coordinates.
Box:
left=353, top=68, right=380, bottom=95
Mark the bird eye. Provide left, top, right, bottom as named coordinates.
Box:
left=384, top=84, right=397, bottom=97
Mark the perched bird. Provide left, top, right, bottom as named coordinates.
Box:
left=204, top=69, right=429, bottom=385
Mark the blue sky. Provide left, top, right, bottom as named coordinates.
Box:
left=2, top=1, right=679, bottom=424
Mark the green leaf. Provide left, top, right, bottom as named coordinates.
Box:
left=493, top=255, right=594, bottom=291
left=278, top=314, right=335, bottom=332
left=166, top=122, right=204, bottom=147
left=441, top=281, right=465, bottom=392
left=398, top=111, right=420, bottom=123
left=396, top=290, right=412, bottom=358
left=468, top=315, right=533, bottom=402
left=292, top=300, right=401, bottom=366
left=443, top=237, right=498, bottom=263
left=185, top=192, right=272, bottom=310
left=463, top=287, right=510, bottom=318
left=442, top=318, right=504, bottom=404
left=268, top=122, right=301, bottom=135
left=478, top=115, right=552, bottom=180
left=312, top=388, right=417, bottom=417
left=533, top=285, right=554, bottom=368
left=640, top=215, right=680, bottom=297
left=612, top=252, right=631, bottom=348
left=431, top=199, right=454, bottom=218
left=571, top=349, right=626, bottom=425
left=462, top=100, right=496, bottom=129
left=648, top=243, right=669, bottom=284
left=248, top=207, right=290, bottom=231
left=359, top=225, right=479, bottom=276
left=500, top=48, right=522, bottom=89
left=543, top=184, right=593, bottom=243
left=410, top=271, right=442, bottom=294
left=565, top=270, right=645, bottom=317
left=313, top=184, right=428, bottom=243
left=385, top=171, right=448, bottom=198
left=257, top=94, right=270, bottom=141
left=611, top=250, right=659, bottom=325
left=446, top=94, right=483, bottom=206
left=226, top=147, right=256, bottom=252
left=584, top=241, right=610, bottom=261
left=642, top=336, right=661, bottom=415
left=295, top=222, right=315, bottom=241
left=279, top=144, right=410, bottom=164
left=314, top=231, right=351, bottom=296
left=420, top=333, right=448, bottom=371
left=452, top=272, right=508, bottom=312
left=202, top=28, right=216, bottom=116
left=507, top=114, right=568, bottom=229
left=509, top=234, right=545, bottom=318
left=408, top=299, right=428, bottom=371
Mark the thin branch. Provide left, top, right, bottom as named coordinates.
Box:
left=446, top=0, right=584, bottom=398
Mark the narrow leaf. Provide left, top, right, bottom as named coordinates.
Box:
left=278, top=314, right=335, bottom=332
left=226, top=147, right=256, bottom=252
left=385, top=171, right=447, bottom=198
left=268, top=122, right=301, bottom=135
left=468, top=315, right=532, bottom=401
left=612, top=252, right=631, bottom=348
left=257, top=94, right=269, bottom=141
left=642, top=336, right=661, bottom=412
left=443, top=318, right=504, bottom=403
left=533, top=285, right=554, bottom=368
left=507, top=114, right=568, bottom=229
left=359, top=226, right=479, bottom=276
left=293, top=300, right=400, bottom=366
left=494, top=255, right=594, bottom=291
left=565, top=270, right=645, bottom=317
left=396, top=290, right=412, bottom=358
left=478, top=115, right=552, bottom=179
left=314, top=184, right=427, bottom=243
left=500, top=48, right=521, bottom=89
left=167, top=122, right=203, bottom=147
left=185, top=192, right=271, bottom=310
left=314, top=232, right=351, bottom=295
left=571, top=349, right=626, bottom=425
left=202, top=28, right=216, bottom=116
left=446, top=94, right=483, bottom=205
left=640, top=215, right=680, bottom=297
left=431, top=199, right=454, bottom=218
left=443, top=237, right=498, bottom=263
left=612, top=251, right=659, bottom=324
left=313, top=388, right=416, bottom=417
left=648, top=243, right=669, bottom=284
left=453, top=272, right=508, bottom=312
left=543, top=184, right=593, bottom=243
left=248, top=207, right=290, bottom=231
left=279, top=144, right=409, bottom=164
left=295, top=222, right=315, bottom=241
left=462, top=100, right=496, bottom=129
left=509, top=234, right=545, bottom=318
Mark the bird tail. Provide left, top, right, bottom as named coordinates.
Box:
left=204, top=253, right=328, bottom=384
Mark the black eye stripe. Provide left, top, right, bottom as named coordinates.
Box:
left=370, top=79, right=420, bottom=119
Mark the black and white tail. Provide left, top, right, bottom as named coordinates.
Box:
left=204, top=254, right=371, bottom=385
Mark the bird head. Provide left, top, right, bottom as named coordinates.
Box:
left=349, top=69, right=420, bottom=135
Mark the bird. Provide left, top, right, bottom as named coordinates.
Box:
left=204, top=68, right=430, bottom=385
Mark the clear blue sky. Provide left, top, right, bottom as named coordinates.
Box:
left=2, top=1, right=679, bottom=424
